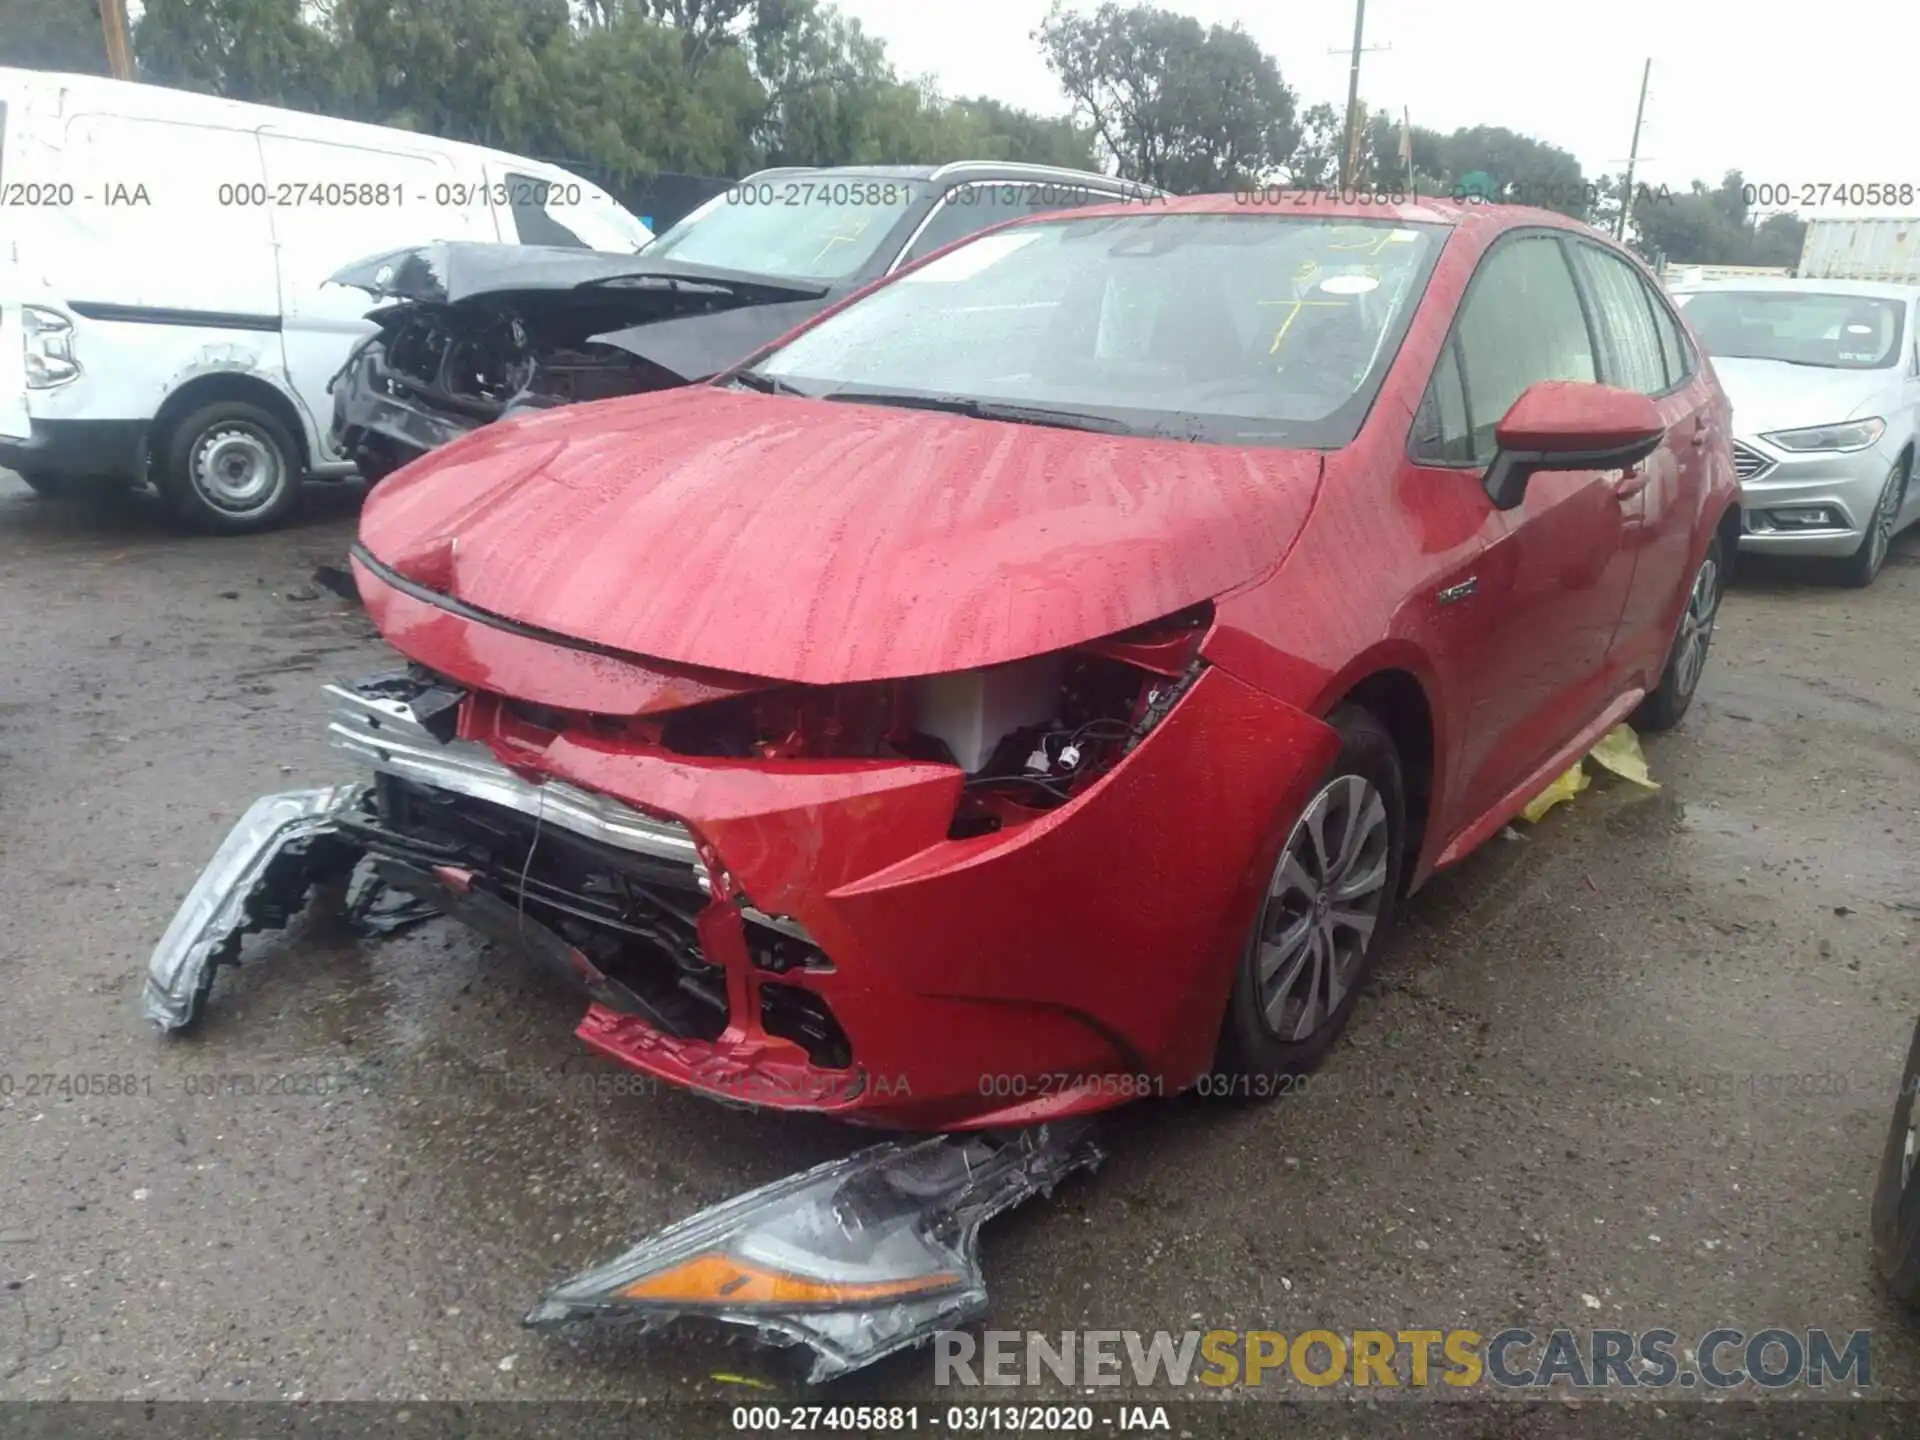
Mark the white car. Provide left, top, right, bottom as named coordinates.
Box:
left=0, top=68, right=652, bottom=533
left=1670, top=277, right=1920, bottom=586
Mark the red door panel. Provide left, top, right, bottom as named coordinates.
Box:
left=1611, top=387, right=1703, bottom=680
left=1463, top=464, right=1636, bottom=809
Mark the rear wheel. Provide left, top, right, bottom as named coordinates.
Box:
left=1870, top=1017, right=1920, bottom=1309
left=1833, top=457, right=1907, bottom=588
left=1633, top=535, right=1723, bottom=733
left=1210, top=706, right=1406, bottom=1089
left=158, top=400, right=303, bottom=534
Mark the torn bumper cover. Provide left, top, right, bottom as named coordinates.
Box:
left=330, top=340, right=478, bottom=464
left=145, top=650, right=1333, bottom=1128
left=142, top=785, right=370, bottom=1030
left=526, top=1122, right=1102, bottom=1381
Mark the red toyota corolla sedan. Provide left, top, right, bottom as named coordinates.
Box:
left=162, top=195, right=1739, bottom=1130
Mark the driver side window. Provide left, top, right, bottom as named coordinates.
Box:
left=1411, top=234, right=1599, bottom=467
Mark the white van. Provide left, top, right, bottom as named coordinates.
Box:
left=0, top=69, right=652, bottom=532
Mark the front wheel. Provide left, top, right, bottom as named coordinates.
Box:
left=1210, top=705, right=1406, bottom=1089
left=1870, top=1017, right=1920, bottom=1310
left=158, top=400, right=304, bottom=534
left=1633, top=534, right=1723, bottom=733
left=1833, top=458, right=1907, bottom=588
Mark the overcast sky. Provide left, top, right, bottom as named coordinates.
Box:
left=834, top=0, right=1916, bottom=214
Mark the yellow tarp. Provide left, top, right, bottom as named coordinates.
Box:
left=1588, top=723, right=1660, bottom=791
left=1520, top=724, right=1658, bottom=824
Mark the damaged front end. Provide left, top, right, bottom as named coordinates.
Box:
left=145, top=580, right=1328, bottom=1131
left=324, top=243, right=829, bottom=478
left=139, top=607, right=1321, bottom=1376
left=528, top=1122, right=1102, bottom=1381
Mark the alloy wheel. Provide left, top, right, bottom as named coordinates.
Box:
left=1868, top=466, right=1903, bottom=574
left=1673, top=553, right=1721, bottom=700
left=1255, top=773, right=1390, bottom=1042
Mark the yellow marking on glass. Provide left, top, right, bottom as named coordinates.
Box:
left=1323, top=227, right=1404, bottom=256
left=1255, top=298, right=1347, bottom=355
left=810, top=216, right=875, bottom=265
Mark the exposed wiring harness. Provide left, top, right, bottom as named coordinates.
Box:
left=959, top=659, right=1209, bottom=806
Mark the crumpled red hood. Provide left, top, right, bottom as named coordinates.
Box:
left=358, top=387, right=1322, bottom=685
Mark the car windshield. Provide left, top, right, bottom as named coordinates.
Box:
left=1676, top=289, right=1906, bottom=370
left=643, top=175, right=929, bottom=281
left=746, top=213, right=1444, bottom=447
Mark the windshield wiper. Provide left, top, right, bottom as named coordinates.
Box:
left=1716, top=352, right=1843, bottom=368
left=818, top=389, right=1140, bottom=435
left=725, top=370, right=815, bottom=397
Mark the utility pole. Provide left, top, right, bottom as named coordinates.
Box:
left=99, top=0, right=135, bottom=81
left=1339, top=1, right=1366, bottom=190
left=1328, top=1, right=1391, bottom=190
left=1616, top=58, right=1651, bottom=241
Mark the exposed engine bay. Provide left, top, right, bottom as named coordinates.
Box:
left=334, top=290, right=734, bottom=482
left=324, top=241, right=834, bottom=480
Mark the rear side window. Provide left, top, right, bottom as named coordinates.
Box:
left=1413, top=233, right=1597, bottom=466
left=1570, top=242, right=1667, bottom=395
left=1644, top=280, right=1692, bottom=388
left=507, top=173, right=587, bottom=248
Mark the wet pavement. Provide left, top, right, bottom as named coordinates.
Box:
left=2, top=469, right=1917, bottom=1413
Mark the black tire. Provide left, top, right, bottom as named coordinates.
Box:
left=1210, top=705, right=1407, bottom=1090
left=1870, top=1016, right=1920, bottom=1310
left=353, top=444, right=401, bottom=486
left=14, top=471, right=62, bottom=497
left=1633, top=534, right=1724, bottom=733
left=157, top=400, right=304, bottom=534
left=1833, top=457, right=1908, bottom=589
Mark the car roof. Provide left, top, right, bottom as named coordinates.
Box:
left=1669, top=276, right=1920, bottom=300
left=981, top=191, right=1602, bottom=234
left=738, top=162, right=1169, bottom=195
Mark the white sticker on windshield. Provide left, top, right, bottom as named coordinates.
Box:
left=1319, top=273, right=1380, bottom=294
left=901, top=229, right=1046, bottom=282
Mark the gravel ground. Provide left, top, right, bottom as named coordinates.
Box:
left=2, top=470, right=1917, bottom=1426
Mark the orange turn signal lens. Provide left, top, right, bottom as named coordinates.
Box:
left=614, top=1252, right=962, bottom=1306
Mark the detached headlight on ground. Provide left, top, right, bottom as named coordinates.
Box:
left=1761, top=418, right=1885, bottom=453
left=525, top=1123, right=1102, bottom=1380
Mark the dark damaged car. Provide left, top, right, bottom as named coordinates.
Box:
left=328, top=162, right=1162, bottom=479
